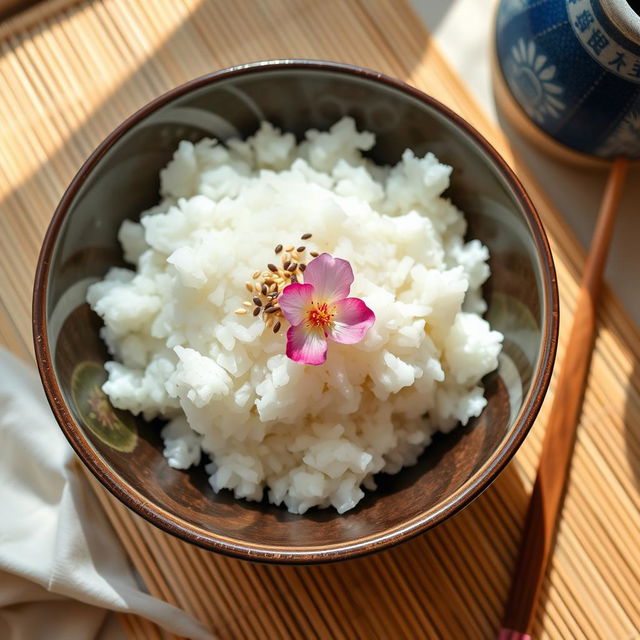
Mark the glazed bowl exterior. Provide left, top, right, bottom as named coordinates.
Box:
left=495, top=0, right=640, bottom=161
left=33, top=60, right=558, bottom=563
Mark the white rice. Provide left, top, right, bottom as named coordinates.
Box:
left=87, top=117, right=503, bottom=514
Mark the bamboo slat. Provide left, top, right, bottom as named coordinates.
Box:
left=0, top=1, right=638, bottom=639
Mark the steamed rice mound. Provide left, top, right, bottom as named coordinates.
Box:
left=87, top=117, right=503, bottom=514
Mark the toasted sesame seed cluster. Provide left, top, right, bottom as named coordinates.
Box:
left=234, top=233, right=317, bottom=334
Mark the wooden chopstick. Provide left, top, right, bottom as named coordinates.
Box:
left=500, top=157, right=629, bottom=639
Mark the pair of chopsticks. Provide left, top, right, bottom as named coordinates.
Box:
left=499, top=158, right=629, bottom=639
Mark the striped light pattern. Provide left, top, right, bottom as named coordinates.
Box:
left=0, top=1, right=639, bottom=638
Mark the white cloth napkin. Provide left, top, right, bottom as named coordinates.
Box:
left=0, top=348, right=214, bottom=640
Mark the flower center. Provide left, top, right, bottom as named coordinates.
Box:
left=307, top=301, right=334, bottom=328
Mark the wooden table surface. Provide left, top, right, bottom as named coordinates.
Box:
left=1, top=1, right=639, bottom=638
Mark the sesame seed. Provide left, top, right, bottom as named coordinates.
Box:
left=243, top=301, right=252, bottom=307
left=299, top=264, right=306, bottom=272
left=262, top=284, right=268, bottom=295
left=234, top=308, right=247, bottom=315
left=252, top=307, right=261, bottom=316
left=301, top=233, right=312, bottom=240
left=265, top=306, right=279, bottom=314
left=273, top=321, right=281, bottom=333
left=275, top=244, right=283, bottom=254
left=297, top=246, right=305, bottom=253
left=268, top=292, right=279, bottom=298
left=265, top=279, right=274, bottom=286
left=245, top=282, right=253, bottom=292
left=252, top=270, right=260, bottom=279
left=253, top=297, right=262, bottom=307
left=283, top=260, right=291, bottom=270
left=287, top=263, right=297, bottom=272
left=268, top=263, right=278, bottom=272
left=254, top=282, right=262, bottom=292
left=310, top=251, right=319, bottom=257
left=285, top=245, right=294, bottom=252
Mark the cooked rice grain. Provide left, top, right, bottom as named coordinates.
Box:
left=87, top=117, right=503, bottom=514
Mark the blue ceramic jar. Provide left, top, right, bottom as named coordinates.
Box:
left=496, top=0, right=640, bottom=158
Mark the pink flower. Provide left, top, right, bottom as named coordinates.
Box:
left=278, top=253, right=375, bottom=365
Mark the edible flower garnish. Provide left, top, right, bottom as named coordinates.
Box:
left=278, top=253, right=375, bottom=365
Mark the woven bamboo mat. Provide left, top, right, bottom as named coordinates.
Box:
left=1, top=0, right=639, bottom=638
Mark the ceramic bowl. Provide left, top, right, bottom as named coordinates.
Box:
left=33, top=60, right=558, bottom=563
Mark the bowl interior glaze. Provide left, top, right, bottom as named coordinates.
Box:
left=35, top=61, right=557, bottom=562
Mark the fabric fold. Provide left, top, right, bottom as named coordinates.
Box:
left=0, top=349, right=213, bottom=640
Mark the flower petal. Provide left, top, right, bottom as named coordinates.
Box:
left=286, top=323, right=328, bottom=365
left=303, top=253, right=353, bottom=303
left=328, top=297, right=375, bottom=345
left=534, top=54, right=547, bottom=72
left=539, top=64, right=556, bottom=81
left=546, top=94, right=565, bottom=109
left=527, top=41, right=535, bottom=65
left=518, top=38, right=527, bottom=60
left=543, top=81, right=563, bottom=95
left=278, top=283, right=314, bottom=325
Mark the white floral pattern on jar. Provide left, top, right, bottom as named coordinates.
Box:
left=505, top=38, right=566, bottom=124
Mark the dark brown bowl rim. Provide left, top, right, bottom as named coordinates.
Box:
left=33, top=59, right=559, bottom=564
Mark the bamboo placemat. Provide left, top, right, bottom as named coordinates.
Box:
left=1, top=1, right=639, bottom=638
